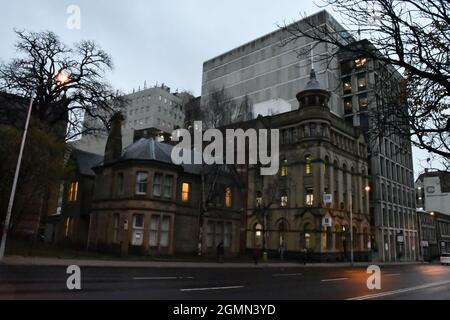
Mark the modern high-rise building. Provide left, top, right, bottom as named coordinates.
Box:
left=201, top=10, right=417, bottom=262
left=74, top=84, right=185, bottom=155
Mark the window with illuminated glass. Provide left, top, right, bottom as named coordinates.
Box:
left=359, top=94, right=369, bottom=111
left=343, top=77, right=352, bottom=94
left=281, top=159, right=288, bottom=177
left=67, top=181, right=79, bottom=202
left=281, top=192, right=288, bottom=208
left=305, top=188, right=314, bottom=206
left=225, top=187, right=232, bottom=208
left=357, top=75, right=367, bottom=91
left=181, top=182, right=190, bottom=202
left=355, top=57, right=367, bottom=69
left=305, top=155, right=312, bottom=175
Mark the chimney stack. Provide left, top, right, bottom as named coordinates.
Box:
left=104, top=112, right=124, bottom=163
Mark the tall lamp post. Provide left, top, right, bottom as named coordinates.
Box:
left=0, top=73, right=70, bottom=261
left=255, top=193, right=268, bottom=262
left=0, top=93, right=35, bottom=260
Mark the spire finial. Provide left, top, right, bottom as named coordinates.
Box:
left=310, top=68, right=317, bottom=81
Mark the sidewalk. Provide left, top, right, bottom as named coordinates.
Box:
left=0, top=255, right=425, bottom=269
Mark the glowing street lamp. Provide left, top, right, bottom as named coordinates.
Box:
left=56, top=71, right=70, bottom=85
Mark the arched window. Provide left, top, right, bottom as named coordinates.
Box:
left=303, top=223, right=314, bottom=249
left=254, top=223, right=263, bottom=248
left=305, top=155, right=312, bottom=175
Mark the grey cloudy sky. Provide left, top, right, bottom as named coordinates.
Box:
left=0, top=0, right=436, bottom=176
left=0, top=0, right=321, bottom=95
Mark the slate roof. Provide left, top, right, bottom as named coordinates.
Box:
left=74, top=149, right=104, bottom=177
left=119, top=138, right=203, bottom=175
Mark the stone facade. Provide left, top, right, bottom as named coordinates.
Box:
left=87, top=137, right=243, bottom=257
left=239, top=70, right=371, bottom=262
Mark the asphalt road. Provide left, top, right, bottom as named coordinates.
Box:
left=1, top=263, right=449, bottom=300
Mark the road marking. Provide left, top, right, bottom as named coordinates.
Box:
left=133, top=276, right=194, bottom=280
left=347, top=280, right=450, bottom=300
left=385, top=273, right=401, bottom=277
left=180, top=285, right=244, bottom=292
left=272, top=273, right=303, bottom=277
left=321, top=278, right=349, bottom=282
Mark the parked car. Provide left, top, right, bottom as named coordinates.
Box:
left=440, top=253, right=450, bottom=266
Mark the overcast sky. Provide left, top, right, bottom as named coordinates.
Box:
left=0, top=0, right=438, bottom=177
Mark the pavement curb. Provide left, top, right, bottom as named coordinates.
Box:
left=0, top=256, right=426, bottom=269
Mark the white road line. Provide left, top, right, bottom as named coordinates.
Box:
left=272, top=273, right=303, bottom=277
left=321, top=278, right=349, bottom=282
left=385, top=273, right=401, bottom=277
left=180, top=285, right=244, bottom=292
left=347, top=280, right=450, bottom=300
left=133, top=276, right=194, bottom=280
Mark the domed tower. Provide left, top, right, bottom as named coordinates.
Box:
left=296, top=69, right=331, bottom=109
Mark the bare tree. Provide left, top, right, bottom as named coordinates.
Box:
left=0, top=29, right=126, bottom=141
left=201, top=87, right=253, bottom=128
left=280, top=1, right=449, bottom=165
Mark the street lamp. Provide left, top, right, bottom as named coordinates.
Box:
left=0, top=73, right=70, bottom=261
left=255, top=192, right=268, bottom=261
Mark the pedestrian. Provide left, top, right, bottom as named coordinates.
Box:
left=216, top=242, right=224, bottom=263
left=253, top=247, right=260, bottom=265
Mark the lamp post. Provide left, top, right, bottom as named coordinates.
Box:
left=0, top=73, right=70, bottom=261
left=255, top=194, right=268, bottom=262
left=0, top=93, right=35, bottom=260
left=429, top=211, right=440, bottom=259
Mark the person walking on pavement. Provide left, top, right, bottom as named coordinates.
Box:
left=216, top=242, right=224, bottom=263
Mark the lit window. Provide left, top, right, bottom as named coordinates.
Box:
left=355, top=57, right=367, bottom=69
left=67, top=181, right=78, bottom=202
left=357, top=75, right=367, bottom=91
left=343, top=77, right=352, bottom=94
left=182, top=182, right=190, bottom=202
left=281, top=195, right=288, bottom=207
left=359, top=94, right=369, bottom=111
left=225, top=187, right=232, bottom=208
left=281, top=159, right=288, bottom=177
left=153, top=173, right=163, bottom=197
left=306, top=188, right=314, bottom=206
left=64, top=217, right=74, bottom=238
left=305, top=155, right=312, bottom=175
left=136, top=172, right=148, bottom=195
left=344, top=98, right=353, bottom=114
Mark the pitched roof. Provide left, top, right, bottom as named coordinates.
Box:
left=119, top=138, right=203, bottom=175
left=74, top=149, right=104, bottom=177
